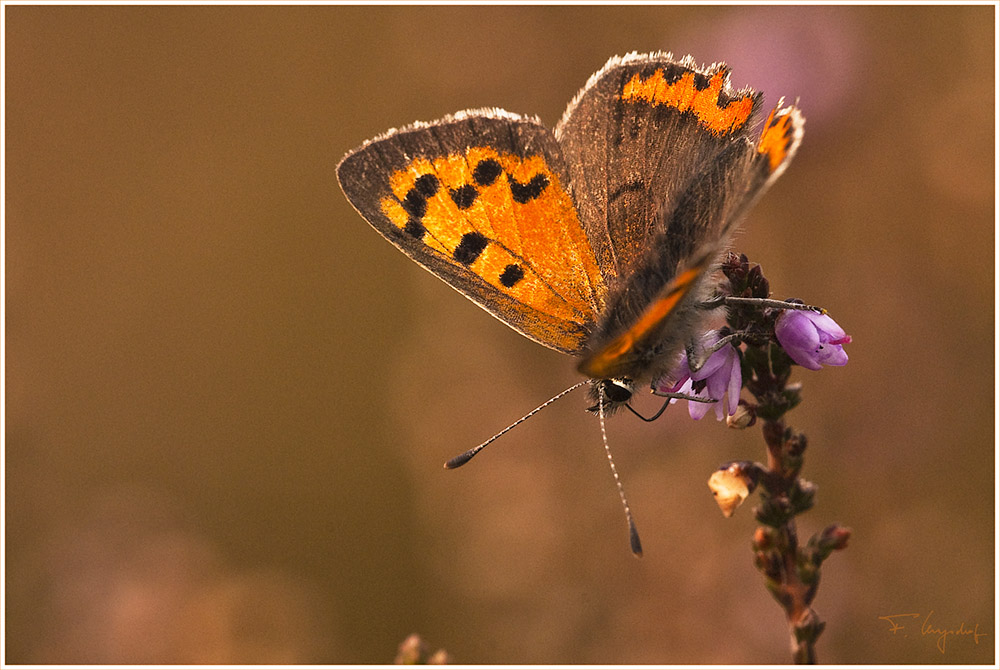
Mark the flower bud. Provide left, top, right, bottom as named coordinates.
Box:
left=774, top=310, right=851, bottom=370
left=726, top=401, right=756, bottom=429
left=815, top=524, right=852, bottom=560
left=753, top=526, right=774, bottom=551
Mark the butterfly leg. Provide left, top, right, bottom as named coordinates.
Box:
left=685, top=331, right=743, bottom=375
left=701, top=296, right=825, bottom=314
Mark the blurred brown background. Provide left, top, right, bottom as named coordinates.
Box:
left=5, top=5, right=995, bottom=665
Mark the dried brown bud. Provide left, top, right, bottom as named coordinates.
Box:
left=726, top=401, right=756, bottom=429
left=708, top=461, right=760, bottom=517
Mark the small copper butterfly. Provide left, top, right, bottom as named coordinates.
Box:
left=337, top=52, right=804, bottom=554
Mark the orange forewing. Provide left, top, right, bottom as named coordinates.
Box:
left=379, top=147, right=605, bottom=353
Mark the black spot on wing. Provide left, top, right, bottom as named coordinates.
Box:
left=509, top=173, right=549, bottom=203
left=473, top=159, right=502, bottom=186
left=499, top=264, right=524, bottom=288
left=454, top=231, right=488, bottom=265
left=450, top=184, right=479, bottom=209
left=404, top=218, right=426, bottom=239
left=413, top=173, right=440, bottom=197
left=692, top=72, right=711, bottom=90
left=401, top=174, right=440, bottom=220
left=402, top=189, right=428, bottom=219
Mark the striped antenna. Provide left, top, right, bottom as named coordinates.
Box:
left=444, top=380, right=589, bottom=469
left=598, top=384, right=643, bottom=557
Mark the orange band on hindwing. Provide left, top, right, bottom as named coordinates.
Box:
left=757, top=106, right=800, bottom=173
left=578, top=261, right=707, bottom=379
left=620, top=67, right=755, bottom=136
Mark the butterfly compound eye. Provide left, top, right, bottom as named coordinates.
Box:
left=601, top=378, right=634, bottom=404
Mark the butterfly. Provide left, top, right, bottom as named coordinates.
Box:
left=337, top=52, right=803, bottom=553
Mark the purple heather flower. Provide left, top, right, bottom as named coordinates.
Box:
left=654, top=331, right=742, bottom=421
left=774, top=310, right=851, bottom=370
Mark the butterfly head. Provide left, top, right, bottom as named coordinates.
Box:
left=586, top=377, right=636, bottom=415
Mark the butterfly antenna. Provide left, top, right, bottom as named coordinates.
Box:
left=444, top=380, right=589, bottom=469
left=598, top=385, right=643, bottom=557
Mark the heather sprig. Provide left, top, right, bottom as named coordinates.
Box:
left=704, top=252, right=852, bottom=664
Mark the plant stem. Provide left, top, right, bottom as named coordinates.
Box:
left=718, top=254, right=850, bottom=664
left=759, top=419, right=824, bottom=664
